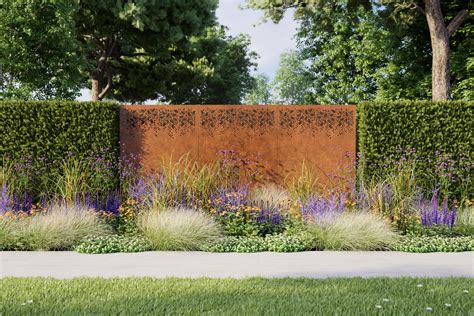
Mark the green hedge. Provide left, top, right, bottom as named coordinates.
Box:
left=0, top=101, right=120, bottom=193
left=357, top=100, right=473, bottom=198
left=0, top=100, right=119, bottom=160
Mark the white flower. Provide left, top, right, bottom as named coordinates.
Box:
left=417, top=284, right=423, bottom=288
left=382, top=298, right=390, bottom=302
left=445, top=303, right=452, bottom=307
left=426, top=307, right=433, bottom=311
left=375, top=305, right=382, bottom=309
left=463, top=290, right=469, bottom=294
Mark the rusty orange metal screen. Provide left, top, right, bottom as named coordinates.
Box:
left=120, top=105, right=356, bottom=185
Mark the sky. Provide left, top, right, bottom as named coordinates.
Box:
left=216, top=0, right=298, bottom=79
left=79, top=0, right=298, bottom=101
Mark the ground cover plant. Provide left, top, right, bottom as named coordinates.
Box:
left=203, top=233, right=313, bottom=253
left=394, top=236, right=474, bottom=253
left=1, top=278, right=472, bottom=315
left=75, top=235, right=152, bottom=254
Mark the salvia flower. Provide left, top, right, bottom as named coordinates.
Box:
left=419, top=190, right=456, bottom=228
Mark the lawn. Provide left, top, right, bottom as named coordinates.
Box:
left=0, top=277, right=472, bottom=315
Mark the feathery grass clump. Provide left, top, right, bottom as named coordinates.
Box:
left=248, top=184, right=290, bottom=212
left=308, top=212, right=398, bottom=250
left=0, top=204, right=111, bottom=250
left=0, top=217, right=20, bottom=250
left=138, top=207, right=221, bottom=250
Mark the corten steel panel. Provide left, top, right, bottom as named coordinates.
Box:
left=120, top=105, right=356, bottom=187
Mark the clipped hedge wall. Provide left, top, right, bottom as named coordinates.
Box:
left=0, top=101, right=120, bottom=193
left=357, top=100, right=473, bottom=198
left=0, top=101, right=119, bottom=160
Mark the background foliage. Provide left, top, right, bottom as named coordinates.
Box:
left=246, top=0, right=472, bottom=104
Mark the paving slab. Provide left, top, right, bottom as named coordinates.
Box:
left=1, top=251, right=473, bottom=279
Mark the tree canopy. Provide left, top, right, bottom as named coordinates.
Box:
left=0, top=0, right=257, bottom=104
left=247, top=0, right=472, bottom=102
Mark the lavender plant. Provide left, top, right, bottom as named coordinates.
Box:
left=419, top=191, right=456, bottom=229
left=300, top=193, right=345, bottom=223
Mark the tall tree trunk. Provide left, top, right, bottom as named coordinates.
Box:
left=91, top=73, right=101, bottom=102
left=425, top=0, right=450, bottom=101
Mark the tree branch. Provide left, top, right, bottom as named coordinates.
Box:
left=411, top=1, right=425, bottom=15
left=98, top=69, right=112, bottom=100
left=447, top=8, right=469, bottom=36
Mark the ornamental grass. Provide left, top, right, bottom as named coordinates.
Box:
left=307, top=212, right=398, bottom=250
left=138, top=207, right=222, bottom=251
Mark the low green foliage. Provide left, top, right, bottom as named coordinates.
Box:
left=205, top=236, right=267, bottom=252
left=203, top=233, right=313, bottom=253
left=394, top=236, right=474, bottom=253
left=307, top=212, right=399, bottom=250
left=75, top=235, right=151, bottom=254
left=138, top=208, right=222, bottom=251
left=1, top=278, right=472, bottom=315
left=264, top=233, right=314, bottom=252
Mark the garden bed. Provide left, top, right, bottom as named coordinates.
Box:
left=1, top=147, right=472, bottom=254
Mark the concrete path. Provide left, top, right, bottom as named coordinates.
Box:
left=1, top=251, right=473, bottom=279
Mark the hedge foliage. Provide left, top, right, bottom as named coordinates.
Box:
left=0, top=100, right=119, bottom=161
left=357, top=101, right=473, bottom=198
left=0, top=101, right=120, bottom=197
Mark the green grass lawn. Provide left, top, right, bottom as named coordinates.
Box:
left=0, top=278, right=472, bottom=315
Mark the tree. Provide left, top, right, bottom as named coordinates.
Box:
left=422, top=0, right=469, bottom=100
left=75, top=0, right=218, bottom=101
left=0, top=0, right=218, bottom=101
left=243, top=73, right=272, bottom=104
left=271, top=51, right=312, bottom=104
left=162, top=27, right=258, bottom=104
left=0, top=1, right=84, bottom=100
left=247, top=0, right=471, bottom=101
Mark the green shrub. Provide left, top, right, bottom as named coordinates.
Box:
left=357, top=101, right=473, bottom=200
left=0, top=205, right=111, bottom=250
left=0, top=100, right=120, bottom=196
left=203, top=233, right=313, bottom=253
left=394, top=236, right=474, bottom=252
left=307, top=212, right=398, bottom=250
left=75, top=235, right=152, bottom=254
left=138, top=207, right=222, bottom=250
